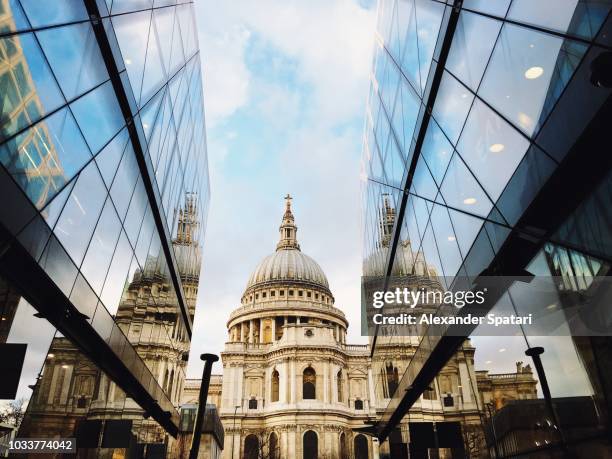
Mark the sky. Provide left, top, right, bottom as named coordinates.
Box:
left=187, top=0, right=378, bottom=377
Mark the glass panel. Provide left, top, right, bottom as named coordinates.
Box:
left=153, top=6, right=176, bottom=78
left=457, top=98, right=530, bottom=202
left=479, top=24, right=587, bottom=137
left=0, top=33, right=64, bottom=141
left=430, top=203, right=463, bottom=277
left=111, top=10, right=151, bottom=103
left=123, top=176, right=147, bottom=245
left=410, top=159, right=437, bottom=200
left=508, top=0, right=612, bottom=39
left=38, top=235, right=78, bottom=296
left=432, top=71, right=473, bottom=145
left=420, top=118, right=453, bottom=185
left=100, top=232, right=132, bottom=314
left=176, top=4, right=196, bottom=59
left=383, top=135, right=405, bottom=188
left=110, top=142, right=139, bottom=220
left=496, top=144, right=556, bottom=226
left=80, top=198, right=121, bottom=294
left=414, top=0, right=445, bottom=95
left=140, top=11, right=166, bottom=105
left=95, top=128, right=130, bottom=187
left=19, top=0, right=88, bottom=28
left=392, top=77, right=420, bottom=157
left=447, top=206, right=485, bottom=258
left=111, top=0, right=153, bottom=15
left=462, top=0, right=511, bottom=16
left=40, top=178, right=76, bottom=228
left=0, top=0, right=30, bottom=33
left=439, top=153, right=493, bottom=217
left=54, top=161, right=107, bottom=265
left=1, top=108, right=91, bottom=209
left=70, top=80, right=125, bottom=154
left=398, top=0, right=421, bottom=94
left=36, top=23, right=108, bottom=100
left=446, top=11, right=502, bottom=91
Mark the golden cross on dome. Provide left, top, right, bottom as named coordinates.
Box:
left=284, top=193, right=292, bottom=209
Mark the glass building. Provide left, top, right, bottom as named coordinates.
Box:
left=362, top=0, right=612, bottom=458
left=0, top=0, right=209, bottom=457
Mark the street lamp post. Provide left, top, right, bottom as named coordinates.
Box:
left=189, top=353, right=219, bottom=459
left=231, top=404, right=241, bottom=459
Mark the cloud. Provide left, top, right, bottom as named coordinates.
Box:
left=188, top=1, right=376, bottom=377
left=193, top=3, right=251, bottom=127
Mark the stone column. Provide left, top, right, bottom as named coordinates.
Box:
left=259, top=318, right=264, bottom=343
left=296, top=316, right=301, bottom=324
left=288, top=429, right=296, bottom=458
left=290, top=360, right=296, bottom=404
left=368, top=368, right=376, bottom=410
left=331, top=364, right=337, bottom=403
left=282, top=430, right=289, bottom=458
left=271, top=317, right=276, bottom=341
left=235, top=366, right=244, bottom=410
left=459, top=361, right=472, bottom=404
left=248, top=319, right=254, bottom=343
left=323, top=361, right=329, bottom=404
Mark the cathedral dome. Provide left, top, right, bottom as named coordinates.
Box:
left=246, top=249, right=329, bottom=290
left=243, top=195, right=331, bottom=295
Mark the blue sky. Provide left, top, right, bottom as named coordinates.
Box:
left=187, top=0, right=378, bottom=376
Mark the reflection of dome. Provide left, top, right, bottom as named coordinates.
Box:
left=246, top=249, right=329, bottom=290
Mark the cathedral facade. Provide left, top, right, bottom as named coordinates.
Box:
left=181, top=197, right=537, bottom=459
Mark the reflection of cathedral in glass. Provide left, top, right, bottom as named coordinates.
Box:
left=18, top=194, right=201, bottom=457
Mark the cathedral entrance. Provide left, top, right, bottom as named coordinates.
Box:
left=303, top=430, right=318, bottom=459
left=244, top=434, right=259, bottom=459
left=354, top=434, right=369, bottom=459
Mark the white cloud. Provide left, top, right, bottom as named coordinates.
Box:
left=193, top=2, right=252, bottom=126
left=188, top=1, right=376, bottom=377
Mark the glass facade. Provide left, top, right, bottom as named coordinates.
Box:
left=0, top=0, right=209, bottom=457
left=362, top=0, right=612, bottom=457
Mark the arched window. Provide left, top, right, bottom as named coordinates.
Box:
left=339, top=432, right=348, bottom=459
left=385, top=362, right=399, bottom=398
left=337, top=370, right=343, bottom=402
left=269, top=432, right=279, bottom=459
left=244, top=434, right=259, bottom=459
left=354, top=399, right=364, bottom=410
left=303, top=367, right=316, bottom=399
left=354, top=434, right=369, bottom=459
left=271, top=370, right=279, bottom=402
left=303, top=430, right=318, bottom=459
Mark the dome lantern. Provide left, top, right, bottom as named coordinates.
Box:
left=277, top=193, right=300, bottom=251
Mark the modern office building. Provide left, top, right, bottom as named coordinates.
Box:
left=362, top=0, right=612, bottom=457
left=0, top=0, right=209, bottom=457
